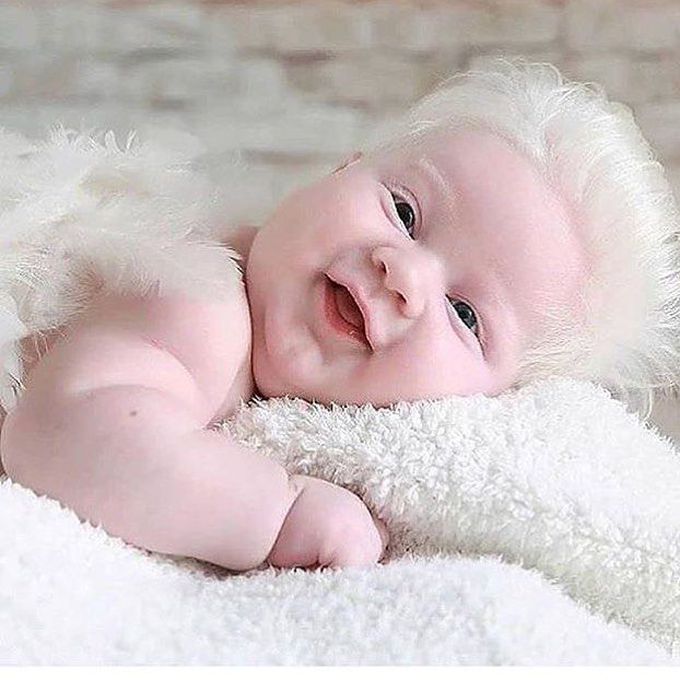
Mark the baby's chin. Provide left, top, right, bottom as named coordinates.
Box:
left=250, top=355, right=425, bottom=406
left=248, top=327, right=311, bottom=401
left=248, top=339, right=341, bottom=403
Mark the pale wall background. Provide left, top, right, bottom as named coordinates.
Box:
left=1, top=0, right=680, bottom=215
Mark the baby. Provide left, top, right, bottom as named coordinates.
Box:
left=2, top=60, right=679, bottom=571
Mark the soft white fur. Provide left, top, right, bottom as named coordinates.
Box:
left=0, top=475, right=672, bottom=664
left=223, top=378, right=680, bottom=654
left=2, top=119, right=680, bottom=663
left=0, top=126, right=244, bottom=411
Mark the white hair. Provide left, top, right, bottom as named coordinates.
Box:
left=364, top=58, right=680, bottom=418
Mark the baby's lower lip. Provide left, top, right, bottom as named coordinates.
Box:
left=323, top=277, right=369, bottom=348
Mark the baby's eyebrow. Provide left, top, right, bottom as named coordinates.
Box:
left=417, top=159, right=448, bottom=194
left=410, top=158, right=457, bottom=217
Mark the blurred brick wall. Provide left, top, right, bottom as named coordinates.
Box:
left=1, top=0, right=680, bottom=215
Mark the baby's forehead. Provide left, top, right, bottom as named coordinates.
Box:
left=375, top=128, right=534, bottom=179
left=373, top=129, right=571, bottom=233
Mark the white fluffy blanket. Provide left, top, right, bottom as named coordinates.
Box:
left=0, top=377, right=678, bottom=664
left=1, top=128, right=679, bottom=664
left=225, top=379, right=680, bottom=655
left=0, top=474, right=670, bottom=665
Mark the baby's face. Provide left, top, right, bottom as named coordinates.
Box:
left=245, top=128, right=587, bottom=406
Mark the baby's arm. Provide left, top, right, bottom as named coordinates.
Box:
left=0, top=296, right=386, bottom=570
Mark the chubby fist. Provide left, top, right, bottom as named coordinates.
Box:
left=266, top=475, right=388, bottom=569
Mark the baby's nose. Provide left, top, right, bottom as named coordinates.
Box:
left=370, top=246, right=426, bottom=319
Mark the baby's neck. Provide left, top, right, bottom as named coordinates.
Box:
left=222, top=224, right=265, bottom=402
left=224, top=224, right=259, bottom=267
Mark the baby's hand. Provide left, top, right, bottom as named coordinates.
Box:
left=267, top=475, right=388, bottom=569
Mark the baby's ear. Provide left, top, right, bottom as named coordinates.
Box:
left=332, top=151, right=363, bottom=174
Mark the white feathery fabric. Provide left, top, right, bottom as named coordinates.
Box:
left=0, top=126, right=243, bottom=411
left=1, top=128, right=679, bottom=664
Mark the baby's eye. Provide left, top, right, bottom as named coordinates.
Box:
left=389, top=191, right=416, bottom=238
left=448, top=298, right=479, bottom=337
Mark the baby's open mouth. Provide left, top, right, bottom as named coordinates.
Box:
left=325, top=277, right=369, bottom=347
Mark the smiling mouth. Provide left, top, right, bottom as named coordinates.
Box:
left=324, top=277, right=369, bottom=348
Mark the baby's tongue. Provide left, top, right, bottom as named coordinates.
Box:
left=334, top=286, right=364, bottom=329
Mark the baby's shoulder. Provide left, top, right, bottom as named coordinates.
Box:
left=19, top=285, right=254, bottom=423
left=91, top=287, right=253, bottom=417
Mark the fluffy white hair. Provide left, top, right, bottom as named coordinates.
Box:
left=363, top=58, right=680, bottom=418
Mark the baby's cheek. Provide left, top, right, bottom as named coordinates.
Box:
left=366, top=348, right=485, bottom=401
left=437, top=361, right=490, bottom=396
left=432, top=338, right=515, bottom=397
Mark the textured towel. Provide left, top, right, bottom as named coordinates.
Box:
left=0, top=476, right=673, bottom=664
left=223, top=378, right=680, bottom=652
